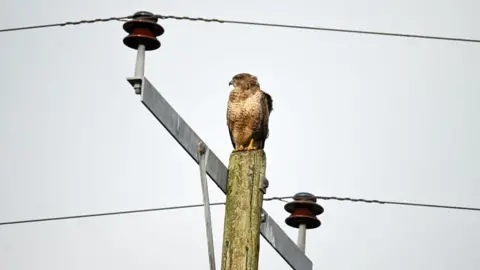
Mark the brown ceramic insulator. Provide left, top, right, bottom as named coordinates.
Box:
left=285, top=214, right=320, bottom=229
left=284, top=192, right=324, bottom=229
left=292, top=207, right=313, bottom=217
left=123, top=12, right=165, bottom=51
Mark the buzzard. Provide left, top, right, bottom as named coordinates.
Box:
left=227, top=73, right=273, bottom=151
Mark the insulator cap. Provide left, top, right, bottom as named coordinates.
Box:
left=123, top=11, right=164, bottom=51
left=285, top=192, right=324, bottom=229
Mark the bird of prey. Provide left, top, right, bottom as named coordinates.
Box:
left=227, top=73, right=273, bottom=151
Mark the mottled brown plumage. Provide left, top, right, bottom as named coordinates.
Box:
left=227, top=73, right=273, bottom=151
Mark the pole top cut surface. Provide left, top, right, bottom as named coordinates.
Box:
left=285, top=192, right=324, bottom=229
left=123, top=11, right=164, bottom=51
left=229, top=149, right=265, bottom=157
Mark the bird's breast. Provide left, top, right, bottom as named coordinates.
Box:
left=228, top=92, right=262, bottom=122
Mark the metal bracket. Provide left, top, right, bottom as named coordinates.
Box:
left=260, top=175, right=269, bottom=194
left=126, top=77, right=143, bottom=95
left=196, top=141, right=216, bottom=270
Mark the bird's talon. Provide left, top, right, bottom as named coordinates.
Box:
left=245, top=138, right=255, bottom=151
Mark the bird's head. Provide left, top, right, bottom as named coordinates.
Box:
left=229, top=73, right=260, bottom=89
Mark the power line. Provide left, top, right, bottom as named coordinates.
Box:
left=1, top=13, right=479, bottom=44
left=155, top=14, right=480, bottom=44
left=0, top=16, right=132, bottom=33
left=1, top=195, right=479, bottom=226
left=0, top=202, right=225, bottom=226
left=271, top=195, right=480, bottom=212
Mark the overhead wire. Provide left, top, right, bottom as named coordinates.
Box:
left=155, top=14, right=480, bottom=44
left=0, top=202, right=225, bottom=226
left=0, top=16, right=131, bottom=33
left=2, top=195, right=479, bottom=226
left=0, top=13, right=479, bottom=44
left=267, top=196, right=480, bottom=212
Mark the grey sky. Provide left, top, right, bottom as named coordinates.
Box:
left=1, top=0, right=479, bottom=269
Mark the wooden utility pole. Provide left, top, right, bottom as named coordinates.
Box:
left=221, top=150, right=267, bottom=270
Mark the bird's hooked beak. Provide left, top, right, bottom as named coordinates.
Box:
left=229, top=80, right=233, bottom=86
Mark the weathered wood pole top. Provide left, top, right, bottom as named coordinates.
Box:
left=221, top=150, right=267, bottom=270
